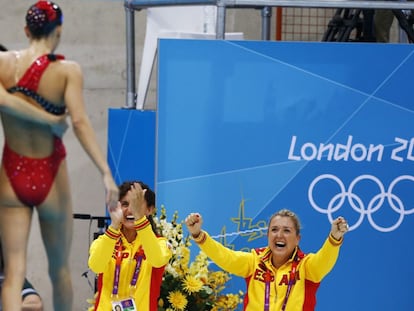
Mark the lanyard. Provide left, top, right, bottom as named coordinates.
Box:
left=263, top=250, right=303, bottom=311
left=130, top=248, right=145, bottom=287
left=281, top=260, right=299, bottom=311
left=112, top=243, right=123, bottom=296
left=112, top=241, right=145, bottom=296
left=263, top=270, right=272, bottom=311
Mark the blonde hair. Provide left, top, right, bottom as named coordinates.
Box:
left=268, top=209, right=301, bottom=234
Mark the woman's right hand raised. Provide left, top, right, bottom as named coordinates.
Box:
left=185, top=213, right=203, bottom=238
left=108, top=201, right=123, bottom=230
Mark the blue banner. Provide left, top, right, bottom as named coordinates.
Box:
left=156, top=39, right=414, bottom=310
left=107, top=109, right=156, bottom=188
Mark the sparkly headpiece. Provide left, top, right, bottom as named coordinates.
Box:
left=26, top=1, right=63, bottom=38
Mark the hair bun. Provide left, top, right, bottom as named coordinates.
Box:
left=26, top=6, right=48, bottom=33
left=25, top=1, right=62, bottom=38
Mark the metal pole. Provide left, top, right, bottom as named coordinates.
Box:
left=216, top=0, right=226, bottom=39
left=125, top=3, right=137, bottom=109
left=261, top=6, right=272, bottom=40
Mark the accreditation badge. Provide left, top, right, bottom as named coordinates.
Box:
left=111, top=298, right=137, bottom=311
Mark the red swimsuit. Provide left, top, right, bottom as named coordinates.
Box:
left=3, top=54, right=67, bottom=207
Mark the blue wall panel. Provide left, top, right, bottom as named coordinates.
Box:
left=107, top=108, right=156, bottom=188
left=156, top=39, right=414, bottom=311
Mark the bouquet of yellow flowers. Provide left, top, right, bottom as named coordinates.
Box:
left=156, top=206, right=243, bottom=311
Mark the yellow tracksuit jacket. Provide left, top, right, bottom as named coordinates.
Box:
left=88, top=216, right=172, bottom=311
left=196, top=231, right=343, bottom=311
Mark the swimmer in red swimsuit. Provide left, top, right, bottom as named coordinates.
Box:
left=5, top=53, right=67, bottom=207
left=0, top=2, right=119, bottom=311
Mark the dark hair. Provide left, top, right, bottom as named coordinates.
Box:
left=26, top=1, right=63, bottom=39
left=0, top=44, right=7, bottom=52
left=118, top=181, right=162, bottom=236
left=118, top=181, right=155, bottom=207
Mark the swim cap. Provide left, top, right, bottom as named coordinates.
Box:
left=26, top=1, right=63, bottom=39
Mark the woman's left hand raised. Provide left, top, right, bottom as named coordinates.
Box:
left=129, top=182, right=147, bottom=220
left=330, top=216, right=349, bottom=240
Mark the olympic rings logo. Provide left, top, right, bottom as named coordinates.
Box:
left=308, top=174, right=414, bottom=232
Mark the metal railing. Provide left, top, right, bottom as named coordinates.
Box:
left=124, top=0, right=414, bottom=108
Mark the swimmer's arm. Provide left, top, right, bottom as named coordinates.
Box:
left=64, top=61, right=118, bottom=208
left=0, top=82, right=64, bottom=125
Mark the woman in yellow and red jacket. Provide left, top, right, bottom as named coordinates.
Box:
left=89, top=181, right=172, bottom=311
left=185, top=209, right=348, bottom=311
